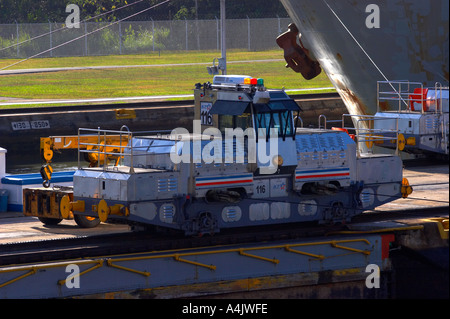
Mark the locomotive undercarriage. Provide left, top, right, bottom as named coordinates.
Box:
left=74, top=178, right=395, bottom=236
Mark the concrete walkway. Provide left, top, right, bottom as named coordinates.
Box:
left=0, top=88, right=335, bottom=106
left=0, top=59, right=284, bottom=75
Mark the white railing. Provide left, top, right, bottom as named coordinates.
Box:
left=77, top=126, right=171, bottom=172
left=318, top=114, right=401, bottom=157
left=377, top=80, right=448, bottom=115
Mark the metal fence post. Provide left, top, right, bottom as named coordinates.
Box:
left=277, top=15, right=281, bottom=34
left=216, top=17, right=219, bottom=51
left=84, top=21, right=88, bottom=56
left=151, top=18, right=155, bottom=51
left=49, top=20, right=53, bottom=57
left=247, top=16, right=251, bottom=51
left=185, top=18, right=188, bottom=51
left=118, top=21, right=122, bottom=54
left=16, top=21, right=19, bottom=57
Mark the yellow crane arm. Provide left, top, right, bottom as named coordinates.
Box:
left=40, top=135, right=130, bottom=187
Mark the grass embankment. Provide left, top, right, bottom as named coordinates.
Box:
left=0, top=49, right=334, bottom=108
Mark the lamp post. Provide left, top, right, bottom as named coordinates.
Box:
left=220, top=0, right=226, bottom=75
left=207, top=0, right=226, bottom=75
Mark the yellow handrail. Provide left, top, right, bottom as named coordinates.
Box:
left=57, top=261, right=104, bottom=286
left=107, top=259, right=151, bottom=277
left=239, top=249, right=279, bottom=264
left=0, top=268, right=36, bottom=288
left=174, top=254, right=216, bottom=270
left=0, top=238, right=374, bottom=288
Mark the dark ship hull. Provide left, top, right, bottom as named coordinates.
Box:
left=279, top=0, right=449, bottom=116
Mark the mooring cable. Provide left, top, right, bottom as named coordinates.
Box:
left=0, top=0, right=170, bottom=71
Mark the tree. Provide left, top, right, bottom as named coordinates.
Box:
left=0, top=0, right=68, bottom=23
left=0, top=0, right=288, bottom=23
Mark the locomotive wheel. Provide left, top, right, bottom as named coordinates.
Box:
left=74, top=215, right=101, bottom=228
left=38, top=217, right=63, bottom=226
left=331, top=202, right=345, bottom=219
left=324, top=202, right=347, bottom=225
left=196, top=212, right=217, bottom=236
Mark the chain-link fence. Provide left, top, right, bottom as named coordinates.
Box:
left=0, top=17, right=291, bottom=58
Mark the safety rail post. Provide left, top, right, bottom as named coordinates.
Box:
left=77, top=128, right=81, bottom=169
left=356, top=118, right=363, bottom=157
left=377, top=81, right=380, bottom=112
left=103, top=130, right=107, bottom=171
left=294, top=115, right=303, bottom=128
left=318, top=114, right=327, bottom=129
left=119, top=125, right=130, bottom=167
left=406, top=81, right=411, bottom=111
left=96, top=127, right=101, bottom=168
left=129, top=130, right=134, bottom=174
left=435, top=82, right=448, bottom=153
left=395, top=116, right=399, bottom=156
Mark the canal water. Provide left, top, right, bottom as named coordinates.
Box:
left=5, top=150, right=81, bottom=175
left=7, top=160, right=80, bottom=175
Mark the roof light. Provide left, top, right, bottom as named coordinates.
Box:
left=212, top=75, right=263, bottom=87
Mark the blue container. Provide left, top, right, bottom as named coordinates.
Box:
left=0, top=189, right=8, bottom=212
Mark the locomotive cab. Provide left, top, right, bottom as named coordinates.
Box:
left=197, top=76, right=300, bottom=174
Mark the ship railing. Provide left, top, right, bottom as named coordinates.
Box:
left=339, top=114, right=401, bottom=157
left=435, top=82, right=450, bottom=154
left=377, top=80, right=446, bottom=115
left=77, top=126, right=172, bottom=173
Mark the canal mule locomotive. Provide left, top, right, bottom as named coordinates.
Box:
left=58, top=76, right=411, bottom=235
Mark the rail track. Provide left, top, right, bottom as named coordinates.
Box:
left=0, top=205, right=447, bottom=267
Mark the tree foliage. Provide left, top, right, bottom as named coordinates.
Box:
left=0, top=0, right=288, bottom=23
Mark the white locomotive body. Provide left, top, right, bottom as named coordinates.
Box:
left=68, top=76, right=409, bottom=235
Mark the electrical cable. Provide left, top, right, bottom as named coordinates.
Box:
left=0, top=0, right=170, bottom=71
left=322, top=0, right=409, bottom=108
left=0, top=0, right=148, bottom=54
